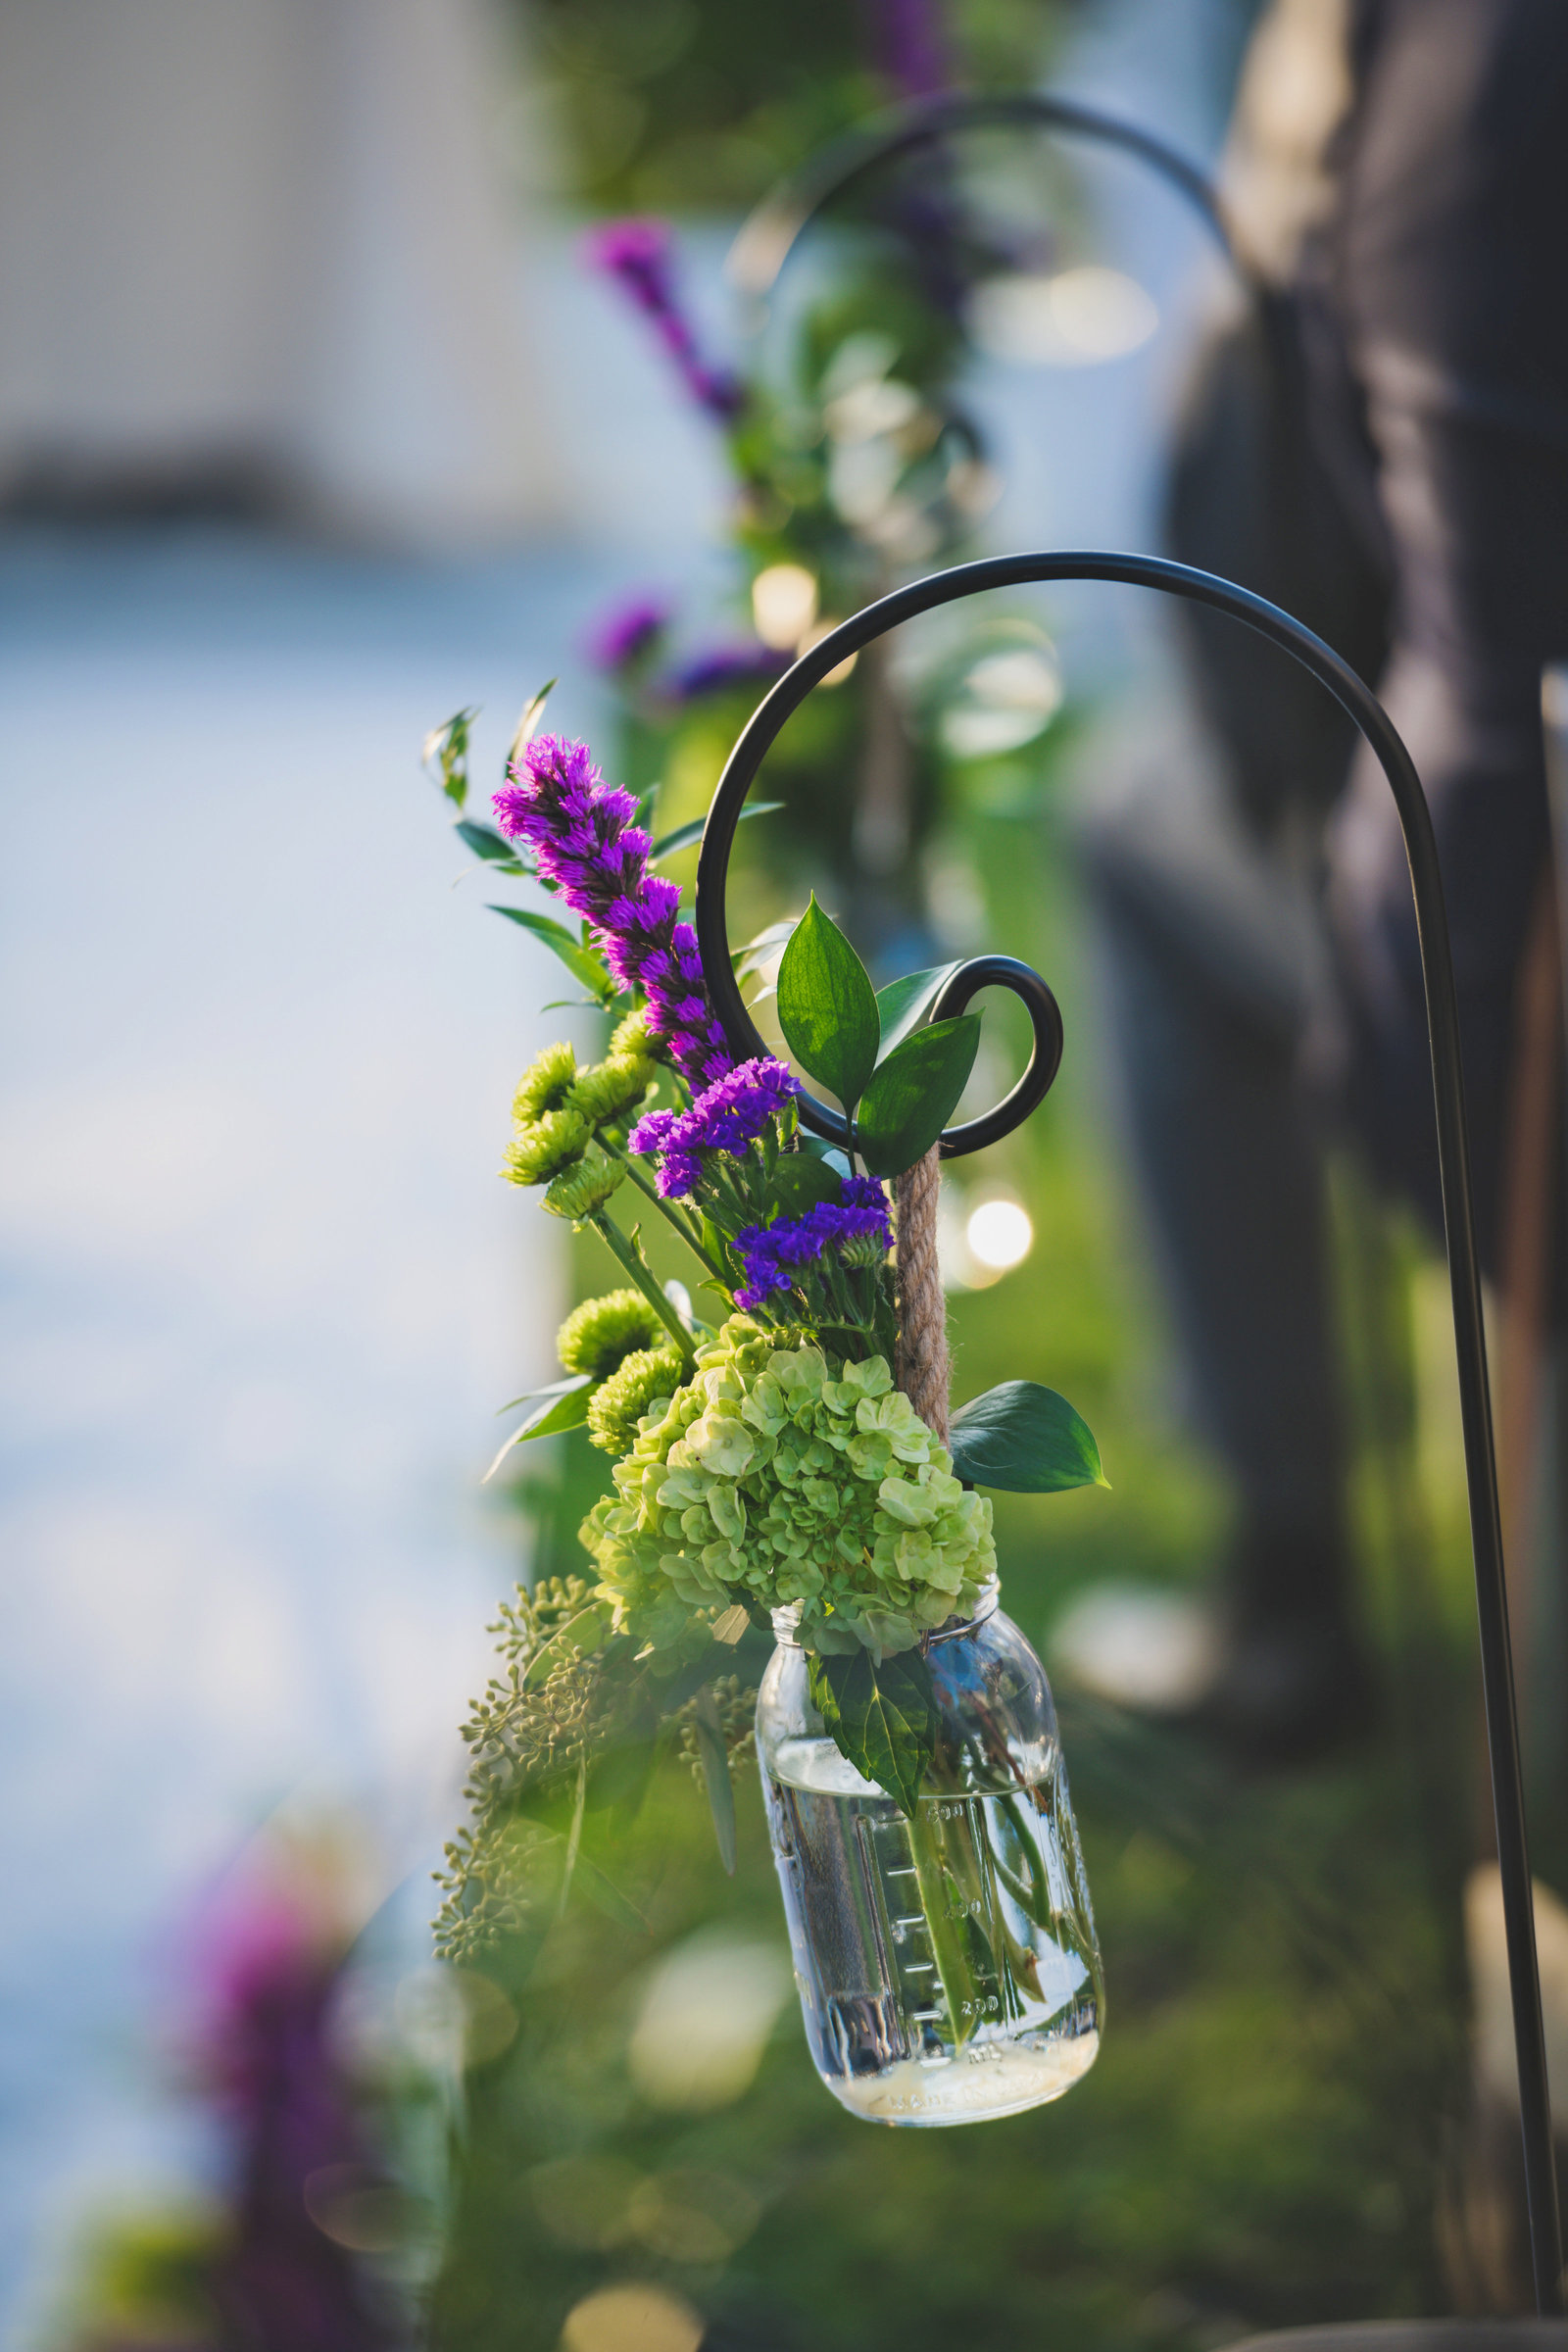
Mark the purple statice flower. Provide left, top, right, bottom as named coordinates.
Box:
left=665, top=643, right=790, bottom=704
left=494, top=735, right=731, bottom=1086
left=629, top=1056, right=802, bottom=1199
left=732, top=1175, right=895, bottom=1309
left=585, top=218, right=745, bottom=423
left=587, top=594, right=671, bottom=674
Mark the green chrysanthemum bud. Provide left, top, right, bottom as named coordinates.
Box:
left=588, top=1346, right=687, bottom=1453
left=558, top=1289, right=667, bottom=1381
left=504, top=1107, right=590, bottom=1187
left=513, top=1040, right=577, bottom=1122
left=542, top=1152, right=626, bottom=1221
left=569, top=1053, right=657, bottom=1129
left=610, top=1006, right=657, bottom=1062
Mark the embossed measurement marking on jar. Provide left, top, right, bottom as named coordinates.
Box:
left=854, top=1797, right=1008, bottom=2044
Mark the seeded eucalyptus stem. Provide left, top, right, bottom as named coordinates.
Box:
left=586, top=1212, right=695, bottom=1361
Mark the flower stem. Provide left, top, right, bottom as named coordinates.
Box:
left=905, top=1803, right=988, bottom=2053
left=599, top=1135, right=726, bottom=1280
left=586, top=1213, right=696, bottom=1361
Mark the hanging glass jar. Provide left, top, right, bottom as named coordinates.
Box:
left=757, top=1579, right=1102, bottom=2126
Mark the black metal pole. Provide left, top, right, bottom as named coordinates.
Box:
left=695, top=550, right=1563, bottom=2312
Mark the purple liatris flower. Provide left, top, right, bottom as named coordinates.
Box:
left=629, top=1056, right=802, bottom=1198
left=584, top=217, right=745, bottom=422
left=732, top=1175, right=895, bottom=1308
left=494, top=735, right=731, bottom=1086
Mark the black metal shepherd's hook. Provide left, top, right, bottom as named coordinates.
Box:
left=725, top=89, right=1237, bottom=303
left=695, top=550, right=1564, bottom=2316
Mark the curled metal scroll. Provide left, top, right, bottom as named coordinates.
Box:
left=696, top=814, right=1064, bottom=1158
left=725, top=89, right=1237, bottom=309
left=695, top=548, right=1562, bottom=2313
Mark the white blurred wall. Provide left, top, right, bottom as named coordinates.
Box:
left=0, top=0, right=564, bottom=543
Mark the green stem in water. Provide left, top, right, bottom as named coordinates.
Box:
left=586, top=1213, right=695, bottom=1362
left=904, top=1803, right=988, bottom=2054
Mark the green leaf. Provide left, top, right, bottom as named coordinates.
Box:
left=423, top=706, right=476, bottom=808
left=482, top=1380, right=594, bottom=1482
left=769, top=1154, right=844, bottom=1216
left=777, top=896, right=880, bottom=1112
left=808, top=1647, right=938, bottom=1815
left=570, top=1846, right=651, bottom=1936
left=856, top=1015, right=980, bottom=1175
left=507, top=678, right=557, bottom=769
left=494, top=1375, right=593, bottom=1415
left=650, top=801, right=783, bottom=863
left=733, top=915, right=800, bottom=981
left=710, top=1603, right=751, bottom=1645
left=488, top=905, right=612, bottom=1001
left=948, top=1380, right=1106, bottom=1493
left=874, top=963, right=961, bottom=1061
left=693, top=1686, right=737, bottom=1875
left=456, top=820, right=522, bottom=863
left=584, top=1730, right=658, bottom=1823
left=521, top=1600, right=614, bottom=1691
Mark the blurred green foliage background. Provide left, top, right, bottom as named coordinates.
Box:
left=517, top=0, right=1073, bottom=210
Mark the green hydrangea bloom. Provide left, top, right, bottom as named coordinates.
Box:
left=513, top=1040, right=577, bottom=1122
left=569, top=1053, right=657, bottom=1128
left=559, top=1289, right=667, bottom=1381
left=580, top=1315, right=995, bottom=1658
left=504, top=1106, right=589, bottom=1187
left=588, top=1345, right=688, bottom=1454
left=543, top=1152, right=625, bottom=1221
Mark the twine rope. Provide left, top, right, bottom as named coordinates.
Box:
left=894, top=1145, right=951, bottom=1444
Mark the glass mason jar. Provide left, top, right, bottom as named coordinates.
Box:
left=757, top=1583, right=1103, bottom=2126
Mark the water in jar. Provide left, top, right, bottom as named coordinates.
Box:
left=763, top=1731, right=1102, bottom=2126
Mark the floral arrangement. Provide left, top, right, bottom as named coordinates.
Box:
left=428, top=697, right=1102, bottom=1960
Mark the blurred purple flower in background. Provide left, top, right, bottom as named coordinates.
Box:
left=585, top=594, right=672, bottom=675
left=665, top=643, right=790, bottom=703
left=862, top=0, right=951, bottom=100
left=585, top=218, right=746, bottom=421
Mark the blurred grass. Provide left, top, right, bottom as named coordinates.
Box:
left=433, top=741, right=1494, bottom=2352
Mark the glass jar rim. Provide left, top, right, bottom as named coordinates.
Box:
left=769, top=1576, right=1000, bottom=1649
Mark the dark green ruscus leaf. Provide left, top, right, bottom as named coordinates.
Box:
left=873, top=963, right=961, bottom=1061
left=777, top=896, right=880, bottom=1113
left=856, top=1014, right=980, bottom=1175
left=948, top=1380, right=1106, bottom=1493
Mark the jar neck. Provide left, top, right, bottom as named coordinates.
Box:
left=770, top=1577, right=1000, bottom=1650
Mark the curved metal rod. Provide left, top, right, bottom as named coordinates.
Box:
left=725, top=89, right=1238, bottom=306
left=694, top=549, right=1563, bottom=2313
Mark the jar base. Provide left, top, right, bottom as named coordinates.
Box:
left=825, top=2028, right=1100, bottom=2129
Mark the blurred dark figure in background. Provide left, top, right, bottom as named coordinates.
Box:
left=1086, top=0, right=1568, bottom=1760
